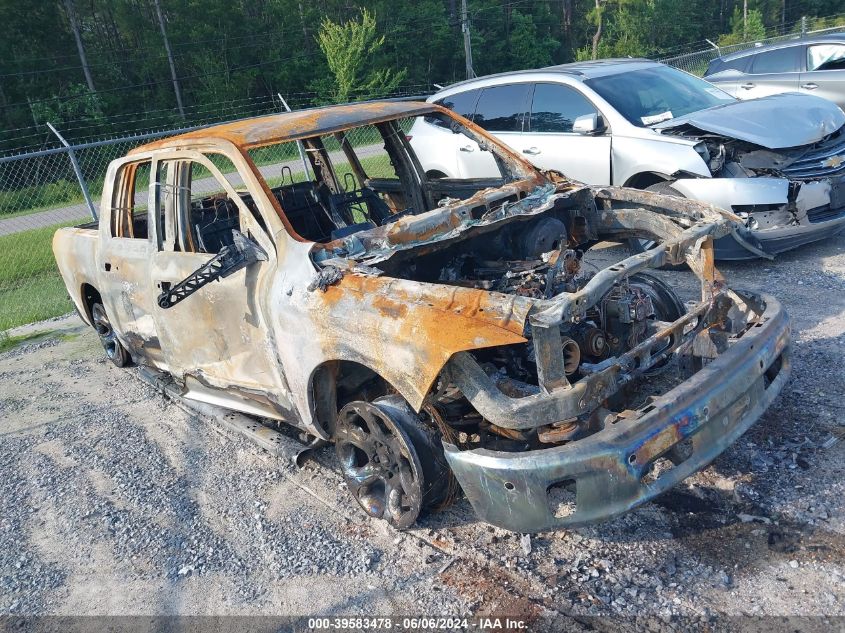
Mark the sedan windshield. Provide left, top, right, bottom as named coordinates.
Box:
left=586, top=65, right=736, bottom=127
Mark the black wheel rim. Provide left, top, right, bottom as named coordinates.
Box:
left=335, top=401, right=423, bottom=529
left=92, top=304, right=120, bottom=361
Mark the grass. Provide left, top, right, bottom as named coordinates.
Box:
left=0, top=329, right=56, bottom=354
left=0, top=327, right=79, bottom=354
left=263, top=154, right=397, bottom=189
left=0, top=220, right=76, bottom=331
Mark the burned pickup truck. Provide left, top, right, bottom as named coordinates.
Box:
left=53, top=101, right=790, bottom=532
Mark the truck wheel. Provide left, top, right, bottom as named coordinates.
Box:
left=91, top=303, right=130, bottom=368
left=334, top=395, right=449, bottom=529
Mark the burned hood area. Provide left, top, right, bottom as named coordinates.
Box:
left=305, top=162, right=789, bottom=530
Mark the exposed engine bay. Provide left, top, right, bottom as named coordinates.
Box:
left=683, top=125, right=845, bottom=180
left=372, top=213, right=693, bottom=452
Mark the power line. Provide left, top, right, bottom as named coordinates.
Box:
left=0, top=84, right=432, bottom=147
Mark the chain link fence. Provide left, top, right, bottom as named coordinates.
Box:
left=0, top=102, right=419, bottom=333
left=0, top=126, right=213, bottom=332
left=659, top=23, right=845, bottom=75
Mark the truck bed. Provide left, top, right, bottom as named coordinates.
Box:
left=52, top=226, right=100, bottom=325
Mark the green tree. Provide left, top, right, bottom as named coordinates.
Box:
left=508, top=9, right=559, bottom=68
left=30, top=83, right=104, bottom=127
left=316, top=8, right=407, bottom=103
left=719, top=6, right=767, bottom=45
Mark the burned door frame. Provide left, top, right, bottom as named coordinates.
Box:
left=147, top=149, right=295, bottom=420
left=97, top=153, right=167, bottom=365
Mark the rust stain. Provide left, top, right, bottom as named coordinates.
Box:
left=132, top=101, right=439, bottom=154
left=371, top=295, right=409, bottom=319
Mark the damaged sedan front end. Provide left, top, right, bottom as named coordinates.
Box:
left=415, top=61, right=845, bottom=261
left=654, top=92, right=845, bottom=259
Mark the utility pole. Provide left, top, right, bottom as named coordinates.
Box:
left=743, top=0, right=748, bottom=40
left=297, top=1, right=311, bottom=53
left=461, top=0, right=475, bottom=79
left=153, top=0, right=185, bottom=120
left=61, top=0, right=96, bottom=93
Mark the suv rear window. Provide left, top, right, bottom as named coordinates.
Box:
left=438, top=89, right=482, bottom=120
left=472, top=84, right=530, bottom=132
left=705, top=56, right=750, bottom=76
left=749, top=46, right=801, bottom=74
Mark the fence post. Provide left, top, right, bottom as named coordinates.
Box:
left=46, top=122, right=98, bottom=221
left=277, top=93, right=312, bottom=182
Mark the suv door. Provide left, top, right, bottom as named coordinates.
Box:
left=416, top=89, right=483, bottom=178
left=738, top=45, right=803, bottom=99
left=519, top=82, right=611, bottom=184
left=802, top=42, right=845, bottom=110
left=148, top=151, right=293, bottom=419
left=455, top=83, right=531, bottom=178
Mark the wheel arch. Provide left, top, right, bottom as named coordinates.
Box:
left=622, top=171, right=672, bottom=190
left=79, top=283, right=102, bottom=325
left=307, top=359, right=408, bottom=440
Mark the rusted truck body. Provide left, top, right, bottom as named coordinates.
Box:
left=52, top=101, right=790, bottom=532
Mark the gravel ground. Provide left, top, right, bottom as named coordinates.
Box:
left=1, top=232, right=844, bottom=630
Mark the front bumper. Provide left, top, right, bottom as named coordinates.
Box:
left=444, top=293, right=790, bottom=533
left=714, top=216, right=845, bottom=260
left=671, top=177, right=845, bottom=260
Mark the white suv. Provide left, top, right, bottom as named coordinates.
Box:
left=410, top=59, right=845, bottom=259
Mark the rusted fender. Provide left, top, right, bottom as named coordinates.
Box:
left=277, top=267, right=534, bottom=417
left=320, top=273, right=533, bottom=409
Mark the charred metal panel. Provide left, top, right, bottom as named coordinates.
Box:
left=445, top=293, right=790, bottom=532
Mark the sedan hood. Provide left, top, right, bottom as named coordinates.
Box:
left=654, top=92, right=845, bottom=149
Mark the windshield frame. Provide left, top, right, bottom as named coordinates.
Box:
left=585, top=65, right=737, bottom=128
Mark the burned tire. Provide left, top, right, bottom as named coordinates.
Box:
left=334, top=395, right=450, bottom=529
left=627, top=181, right=686, bottom=270
left=376, top=396, right=451, bottom=510
left=91, top=303, right=130, bottom=368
